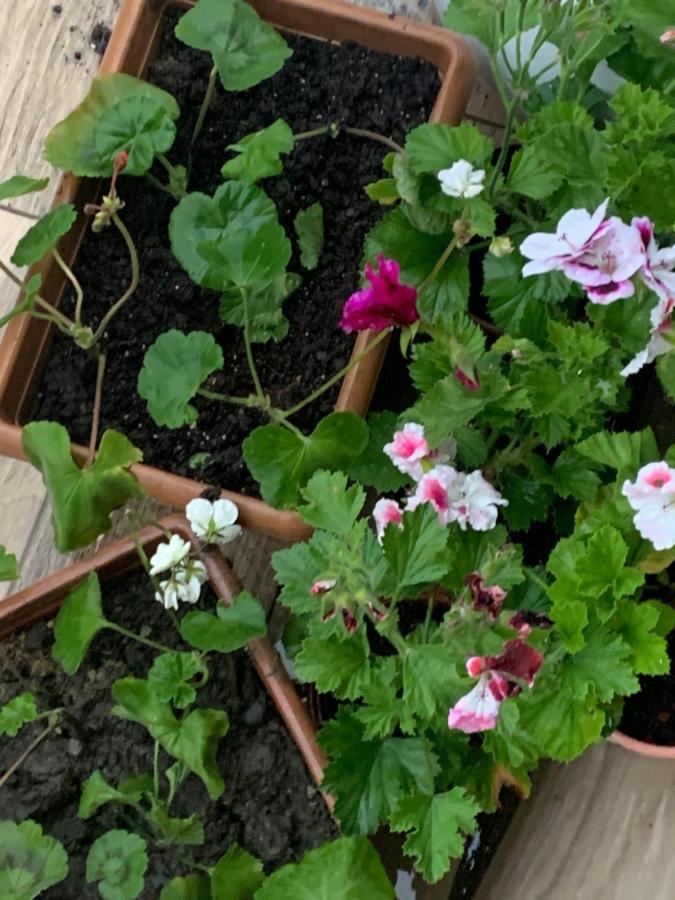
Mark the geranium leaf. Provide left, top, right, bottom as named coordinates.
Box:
left=94, top=95, right=177, bottom=175
left=197, top=219, right=291, bottom=289
left=298, top=470, right=366, bottom=535
left=23, top=422, right=143, bottom=552
left=170, top=182, right=279, bottom=289
left=43, top=73, right=179, bottom=176
left=86, top=829, right=148, bottom=900
left=219, top=273, right=300, bottom=343
left=148, top=651, right=207, bottom=709
left=112, top=678, right=229, bottom=800
left=255, top=836, right=394, bottom=900
left=405, top=122, right=493, bottom=174
left=52, top=572, right=110, bottom=675
left=614, top=599, right=671, bottom=675
left=657, top=352, right=675, bottom=403
left=160, top=874, right=211, bottom=900
left=0, top=174, right=49, bottom=202
left=0, top=692, right=38, bottom=737
left=0, top=545, right=19, bottom=581
left=575, top=428, right=659, bottom=474
left=506, top=145, right=562, bottom=200
left=210, top=844, right=264, bottom=899
left=79, top=771, right=153, bottom=820
left=390, top=788, right=480, bottom=884
left=137, top=329, right=224, bottom=428
left=295, top=633, right=371, bottom=700
left=346, top=411, right=410, bottom=493
left=145, top=806, right=205, bottom=847
left=294, top=202, right=324, bottom=271
left=175, top=0, right=291, bottom=91
left=221, top=119, right=294, bottom=183
left=379, top=505, right=450, bottom=599
left=0, top=820, right=68, bottom=898
left=179, top=591, right=267, bottom=654
left=11, top=204, right=76, bottom=267
left=243, top=412, right=369, bottom=509
left=562, top=626, right=639, bottom=702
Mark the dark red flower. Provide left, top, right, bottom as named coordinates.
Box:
left=340, top=256, right=418, bottom=332
left=465, top=572, right=506, bottom=619
left=509, top=610, right=553, bottom=637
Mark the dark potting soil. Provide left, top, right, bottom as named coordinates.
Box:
left=0, top=570, right=337, bottom=898
left=619, top=628, right=675, bottom=746
left=31, top=11, right=440, bottom=497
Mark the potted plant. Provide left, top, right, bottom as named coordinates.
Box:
left=0, top=0, right=475, bottom=547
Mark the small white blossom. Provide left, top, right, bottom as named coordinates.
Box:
left=150, top=534, right=191, bottom=576
left=622, top=462, right=675, bottom=551
left=155, top=561, right=207, bottom=611
left=186, top=497, right=242, bottom=544
left=437, top=160, right=485, bottom=199
left=489, top=236, right=513, bottom=257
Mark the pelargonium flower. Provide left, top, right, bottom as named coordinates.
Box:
left=621, top=295, right=674, bottom=377
left=447, top=674, right=501, bottom=733
left=509, top=610, right=553, bottom=637
left=465, top=573, right=506, bottom=619
left=408, top=466, right=507, bottom=531
left=437, top=159, right=485, bottom=199
left=407, top=465, right=459, bottom=526
left=632, top=217, right=675, bottom=301
left=622, top=461, right=675, bottom=551
left=186, top=497, right=241, bottom=545
left=155, top=560, right=207, bottom=611
left=150, top=534, right=191, bottom=576
left=384, top=423, right=430, bottom=479
left=373, top=498, right=403, bottom=542
left=340, top=256, right=418, bottom=332
left=660, top=28, right=675, bottom=43
left=520, top=199, right=645, bottom=304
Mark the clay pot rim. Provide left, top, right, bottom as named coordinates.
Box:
left=608, top=729, right=675, bottom=759
left=0, top=514, right=331, bottom=800
left=0, top=0, right=475, bottom=541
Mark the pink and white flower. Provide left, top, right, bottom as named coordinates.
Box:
left=340, top=255, right=418, bottom=332
left=447, top=674, right=501, bottom=733
left=373, top=498, right=403, bottom=541
left=621, top=295, right=675, bottom=377
left=520, top=200, right=645, bottom=304
left=408, top=466, right=507, bottom=531
left=407, top=465, right=459, bottom=526
left=384, top=423, right=430, bottom=480
left=632, top=217, right=675, bottom=302
left=622, top=461, right=675, bottom=551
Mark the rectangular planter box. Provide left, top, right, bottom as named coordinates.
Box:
left=0, top=0, right=475, bottom=541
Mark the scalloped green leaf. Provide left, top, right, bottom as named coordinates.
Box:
left=219, top=272, right=300, bottom=343
left=211, top=844, right=265, bottom=899
left=0, top=692, right=38, bottom=738
left=405, top=122, right=493, bottom=175
left=294, top=202, right=324, bottom=270
left=94, top=94, right=177, bottom=175
left=0, top=820, right=68, bottom=899
left=180, top=591, right=267, bottom=654
left=86, top=829, right=147, bottom=900
left=53, top=572, right=110, bottom=675
left=11, top=204, right=76, bottom=267
left=197, top=219, right=291, bottom=289
left=221, top=118, right=294, bottom=183
left=0, top=175, right=49, bottom=203
left=0, top=545, right=19, bottom=581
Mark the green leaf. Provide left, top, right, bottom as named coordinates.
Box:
left=79, top=771, right=152, bottom=820
left=175, top=0, right=291, bottom=91
left=0, top=692, right=38, bottom=738
left=500, top=468, right=554, bottom=531
left=137, top=330, right=224, bottom=428
left=294, top=202, right=324, bottom=270
left=0, top=175, right=49, bottom=203
left=94, top=95, right=177, bottom=175
left=400, top=645, right=462, bottom=731
left=244, top=411, right=369, bottom=509
left=295, top=633, right=371, bottom=700
left=211, top=844, right=264, bottom=900
left=614, top=599, right=671, bottom=676
left=219, top=273, right=300, bottom=343
left=442, top=525, right=525, bottom=593
left=365, top=178, right=399, bottom=205
left=405, top=122, right=493, bottom=174
left=197, top=219, right=291, bottom=289
left=170, top=181, right=279, bottom=289
left=506, top=145, right=562, bottom=200
left=180, top=591, right=267, bottom=654
left=43, top=73, right=179, bottom=176
left=657, top=352, right=675, bottom=403
left=52, top=572, right=110, bottom=675
left=160, top=874, right=211, bottom=900
left=298, top=470, right=366, bottom=535
left=86, top=829, right=147, bottom=900
left=443, top=0, right=538, bottom=55
left=380, top=505, right=450, bottom=599
left=320, top=709, right=438, bottom=834
left=0, top=820, right=68, bottom=899
left=0, top=545, right=19, bottom=582
left=23, top=423, right=143, bottom=552
left=148, top=651, right=207, bottom=709
left=11, top=204, right=76, bottom=267
left=562, top=627, right=639, bottom=702
left=112, top=678, right=229, bottom=800
left=390, top=788, right=479, bottom=884
left=146, top=806, right=205, bottom=847
left=548, top=449, right=601, bottom=503
left=416, top=252, right=469, bottom=326
left=221, top=119, right=294, bottom=183
left=256, top=836, right=394, bottom=900
left=346, top=411, right=410, bottom=493
left=575, top=428, right=659, bottom=474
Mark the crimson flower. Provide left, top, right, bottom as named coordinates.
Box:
left=340, top=256, right=418, bottom=332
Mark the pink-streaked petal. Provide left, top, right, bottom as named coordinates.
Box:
left=522, top=257, right=562, bottom=277
left=448, top=675, right=501, bottom=733
left=373, top=498, right=404, bottom=541
left=585, top=279, right=635, bottom=304
left=520, top=232, right=571, bottom=261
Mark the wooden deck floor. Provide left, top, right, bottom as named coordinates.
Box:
left=1, top=2, right=673, bottom=897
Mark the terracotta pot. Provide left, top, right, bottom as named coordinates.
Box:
left=0, top=0, right=475, bottom=542
left=0, top=514, right=331, bottom=799
left=608, top=729, right=675, bottom=759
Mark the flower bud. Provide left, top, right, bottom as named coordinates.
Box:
left=489, top=235, right=513, bottom=257
left=452, top=218, right=473, bottom=248
left=660, top=28, right=675, bottom=44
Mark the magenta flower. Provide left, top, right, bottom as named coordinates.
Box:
left=520, top=199, right=645, bottom=304
left=622, top=461, right=675, bottom=551
left=340, top=256, right=418, bottom=332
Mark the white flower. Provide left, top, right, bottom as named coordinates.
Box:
left=150, top=534, right=191, bottom=576
left=437, top=160, right=485, bottom=199
left=186, top=497, right=242, bottom=544
left=622, top=462, right=675, bottom=551
left=154, top=560, right=207, bottom=611
left=407, top=466, right=507, bottom=531
left=621, top=297, right=675, bottom=377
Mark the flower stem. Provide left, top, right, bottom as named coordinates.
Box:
left=196, top=387, right=258, bottom=407
left=86, top=352, right=107, bottom=466
left=0, top=257, right=75, bottom=330
left=0, top=202, right=40, bottom=221
left=53, top=248, right=85, bottom=327
left=191, top=64, right=218, bottom=149
left=241, top=287, right=265, bottom=401
left=293, top=122, right=403, bottom=153
left=417, top=236, right=460, bottom=296
left=106, top=621, right=175, bottom=655
left=343, top=126, right=403, bottom=154
left=294, top=124, right=333, bottom=142
left=153, top=740, right=161, bottom=799
left=281, top=329, right=390, bottom=419
left=89, top=212, right=140, bottom=345
left=144, top=172, right=176, bottom=198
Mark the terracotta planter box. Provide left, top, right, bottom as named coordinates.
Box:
left=609, top=727, right=675, bottom=760
left=0, top=0, right=475, bottom=542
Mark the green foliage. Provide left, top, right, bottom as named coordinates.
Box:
left=112, top=677, right=229, bottom=800
left=52, top=572, right=109, bottom=674
left=160, top=874, right=211, bottom=900
left=294, top=202, right=324, bottom=270
left=79, top=771, right=152, bottom=820
left=148, top=651, right=208, bottom=709
left=0, top=175, right=48, bottom=203
left=575, top=428, right=659, bottom=475
left=175, top=0, right=291, bottom=91
left=657, top=352, right=675, bottom=404
left=346, top=411, right=410, bottom=493
left=243, top=412, right=369, bottom=509
left=0, top=693, right=38, bottom=738
left=197, top=219, right=290, bottom=290
left=219, top=273, right=300, bottom=343
left=23, top=423, right=143, bottom=552
left=11, top=204, right=77, bottom=267
left=506, top=146, right=562, bottom=200
left=405, top=123, right=493, bottom=174
left=0, top=545, right=19, bottom=581
left=298, top=470, right=366, bottom=535
left=255, top=836, right=394, bottom=900
left=380, top=505, right=450, bottom=599
left=390, top=788, right=480, bottom=884
left=179, top=591, right=267, bottom=653
left=210, top=844, right=265, bottom=899
left=138, top=330, right=224, bottom=428
left=86, top=829, right=147, bottom=900
left=294, top=633, right=371, bottom=700
left=443, top=0, right=538, bottom=54
left=221, top=119, right=294, bottom=183
left=0, top=820, right=68, bottom=899
left=43, top=73, right=179, bottom=176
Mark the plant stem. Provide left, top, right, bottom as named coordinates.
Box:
left=86, top=352, right=107, bottom=466
left=241, top=287, right=265, bottom=401
left=281, top=329, right=390, bottom=419
left=0, top=722, right=58, bottom=788
left=0, top=257, right=75, bottom=330
left=153, top=741, right=161, bottom=799
left=343, top=126, right=403, bottom=154
left=144, top=172, right=175, bottom=197
left=294, top=124, right=333, bottom=142
left=191, top=64, right=218, bottom=149
left=53, top=248, right=85, bottom=327
left=0, top=202, right=40, bottom=221
left=107, top=622, right=175, bottom=654
left=417, top=236, right=460, bottom=296
left=90, top=212, right=140, bottom=345
left=196, top=387, right=257, bottom=406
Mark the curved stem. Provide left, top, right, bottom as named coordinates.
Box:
left=107, top=621, right=175, bottom=654
left=153, top=741, right=161, bottom=799
left=197, top=387, right=258, bottom=407
left=417, top=235, right=460, bottom=296
left=192, top=64, right=218, bottom=149
left=0, top=202, right=40, bottom=221
left=294, top=124, right=333, bottom=142
left=53, top=248, right=84, bottom=326
left=294, top=123, right=403, bottom=153
left=0, top=721, right=58, bottom=788
left=144, top=172, right=175, bottom=197
left=90, top=212, right=140, bottom=345
left=281, top=329, right=389, bottom=419
left=86, top=352, right=107, bottom=466
left=343, top=126, right=403, bottom=154
left=241, top=287, right=265, bottom=401
left=0, top=257, right=74, bottom=329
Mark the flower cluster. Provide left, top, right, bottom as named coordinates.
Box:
left=340, top=255, right=418, bottom=333
left=150, top=533, right=207, bottom=611
left=622, top=461, right=675, bottom=551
